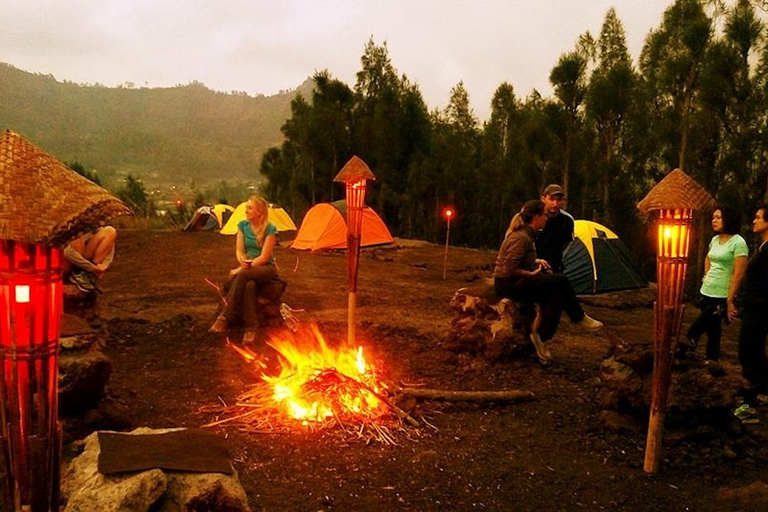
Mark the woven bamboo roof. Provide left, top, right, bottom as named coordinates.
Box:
left=0, top=129, right=133, bottom=246
left=333, top=155, right=376, bottom=183
left=637, top=168, right=715, bottom=214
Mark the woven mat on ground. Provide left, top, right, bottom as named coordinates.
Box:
left=97, top=429, right=233, bottom=475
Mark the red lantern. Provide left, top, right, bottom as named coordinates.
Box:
left=0, top=240, right=63, bottom=510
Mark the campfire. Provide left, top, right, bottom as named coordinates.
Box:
left=205, top=324, right=419, bottom=444
left=259, top=324, right=388, bottom=423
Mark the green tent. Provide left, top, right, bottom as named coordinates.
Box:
left=563, top=220, right=647, bottom=294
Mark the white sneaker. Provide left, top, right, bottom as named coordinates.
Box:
left=530, top=331, right=551, bottom=362
left=576, top=314, right=603, bottom=330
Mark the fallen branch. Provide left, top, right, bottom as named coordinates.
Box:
left=397, top=388, right=535, bottom=403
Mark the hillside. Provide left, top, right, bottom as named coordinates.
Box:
left=0, top=62, right=314, bottom=192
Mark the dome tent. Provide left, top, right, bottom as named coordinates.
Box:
left=563, top=220, right=647, bottom=294
left=220, top=202, right=297, bottom=234
left=290, top=200, right=393, bottom=251
left=184, top=204, right=234, bottom=231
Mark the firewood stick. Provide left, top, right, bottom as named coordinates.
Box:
left=397, top=388, right=535, bottom=403
left=326, top=369, right=421, bottom=427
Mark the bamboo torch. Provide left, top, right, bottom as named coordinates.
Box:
left=334, top=156, right=376, bottom=346
left=636, top=169, right=714, bottom=475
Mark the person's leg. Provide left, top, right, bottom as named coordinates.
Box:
left=703, top=298, right=726, bottom=361
left=81, top=226, right=117, bottom=265
left=552, top=274, right=585, bottom=323
left=242, top=281, right=258, bottom=328
left=686, top=297, right=708, bottom=345
left=738, top=309, right=768, bottom=396
left=512, top=274, right=564, bottom=342
left=227, top=265, right=277, bottom=320
left=221, top=273, right=248, bottom=322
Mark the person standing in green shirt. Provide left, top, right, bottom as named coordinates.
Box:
left=684, top=207, right=748, bottom=361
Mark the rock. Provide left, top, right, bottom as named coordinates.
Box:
left=62, top=428, right=251, bottom=512
left=447, top=287, right=534, bottom=361
left=717, top=481, right=768, bottom=507
left=598, top=410, right=643, bottom=435
left=59, top=349, right=112, bottom=414
left=597, top=342, right=746, bottom=433
left=62, top=431, right=167, bottom=512
left=158, top=471, right=251, bottom=512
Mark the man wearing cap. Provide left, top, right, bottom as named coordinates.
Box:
left=535, top=184, right=574, bottom=274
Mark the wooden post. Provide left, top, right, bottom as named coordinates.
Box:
left=334, top=156, right=375, bottom=347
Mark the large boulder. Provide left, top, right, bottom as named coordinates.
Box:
left=62, top=428, right=251, bottom=512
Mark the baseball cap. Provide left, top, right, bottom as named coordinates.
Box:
left=542, top=184, right=565, bottom=197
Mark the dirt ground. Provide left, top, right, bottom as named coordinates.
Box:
left=65, top=229, right=768, bottom=511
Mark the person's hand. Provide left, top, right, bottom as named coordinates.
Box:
left=529, top=265, right=542, bottom=276
left=93, top=264, right=108, bottom=278
left=727, top=300, right=738, bottom=321
left=535, top=259, right=551, bottom=272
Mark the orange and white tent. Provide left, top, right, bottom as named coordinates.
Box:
left=291, top=200, right=394, bottom=251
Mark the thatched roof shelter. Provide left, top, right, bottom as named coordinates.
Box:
left=0, top=129, right=132, bottom=246
left=333, top=156, right=376, bottom=184
left=637, top=169, right=715, bottom=214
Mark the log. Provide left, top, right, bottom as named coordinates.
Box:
left=397, top=388, right=535, bottom=403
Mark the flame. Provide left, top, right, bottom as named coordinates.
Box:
left=260, top=324, right=387, bottom=423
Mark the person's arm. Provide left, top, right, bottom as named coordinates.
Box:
left=727, top=255, right=747, bottom=320
left=235, top=230, right=249, bottom=266
left=251, top=234, right=277, bottom=267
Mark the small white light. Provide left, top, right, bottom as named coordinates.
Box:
left=15, top=285, right=30, bottom=304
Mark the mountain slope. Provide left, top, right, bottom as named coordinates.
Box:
left=0, top=62, right=313, bottom=189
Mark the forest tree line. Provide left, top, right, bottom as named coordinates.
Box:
left=258, top=0, right=768, bottom=265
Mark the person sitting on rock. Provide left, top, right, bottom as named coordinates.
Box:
left=492, top=199, right=603, bottom=364
left=209, top=195, right=278, bottom=345
left=62, top=226, right=117, bottom=293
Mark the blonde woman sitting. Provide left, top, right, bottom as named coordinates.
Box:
left=210, top=195, right=278, bottom=344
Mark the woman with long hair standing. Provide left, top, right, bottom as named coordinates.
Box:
left=210, top=195, right=278, bottom=344
left=684, top=206, right=748, bottom=362
left=493, top=200, right=602, bottom=364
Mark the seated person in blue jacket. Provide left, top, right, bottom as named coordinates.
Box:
left=63, top=226, right=117, bottom=293
left=210, top=195, right=278, bottom=344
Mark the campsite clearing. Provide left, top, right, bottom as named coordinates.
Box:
left=70, top=229, right=768, bottom=511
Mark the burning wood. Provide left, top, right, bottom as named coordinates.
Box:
left=203, top=323, right=535, bottom=444
left=203, top=324, right=420, bottom=444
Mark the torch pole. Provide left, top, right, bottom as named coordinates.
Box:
left=347, top=292, right=356, bottom=346
left=443, top=218, right=451, bottom=280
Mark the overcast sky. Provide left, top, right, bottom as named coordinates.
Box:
left=1, top=1, right=673, bottom=120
